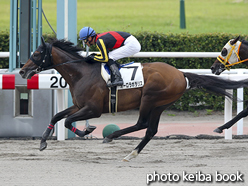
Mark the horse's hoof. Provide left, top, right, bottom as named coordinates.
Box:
left=86, top=125, right=96, bottom=133
left=40, top=141, right=47, bottom=151
left=213, top=128, right=223, bottom=133
left=103, top=137, right=113, bottom=143
left=83, top=125, right=96, bottom=136
left=122, top=149, right=138, bottom=162
left=122, top=158, right=130, bottom=162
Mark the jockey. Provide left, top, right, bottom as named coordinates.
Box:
left=79, top=27, right=141, bottom=87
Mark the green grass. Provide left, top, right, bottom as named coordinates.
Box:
left=1, top=0, right=248, bottom=34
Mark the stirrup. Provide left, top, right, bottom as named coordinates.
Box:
left=107, top=79, right=123, bottom=87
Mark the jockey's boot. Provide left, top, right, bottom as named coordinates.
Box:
left=107, top=59, right=124, bottom=87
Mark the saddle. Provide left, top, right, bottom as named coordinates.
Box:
left=102, top=62, right=144, bottom=90
left=101, top=62, right=144, bottom=113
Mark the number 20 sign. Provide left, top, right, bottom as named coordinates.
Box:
left=27, top=74, right=69, bottom=89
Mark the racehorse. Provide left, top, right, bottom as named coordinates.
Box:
left=211, top=36, right=248, bottom=133
left=20, top=37, right=248, bottom=161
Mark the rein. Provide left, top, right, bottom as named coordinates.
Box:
left=40, top=59, right=83, bottom=71
left=217, top=41, right=248, bottom=70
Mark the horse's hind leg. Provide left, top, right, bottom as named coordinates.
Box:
left=214, top=106, right=248, bottom=133
left=103, top=101, right=155, bottom=143
left=103, top=115, right=149, bottom=143
left=123, top=108, right=164, bottom=162
left=40, top=105, right=79, bottom=151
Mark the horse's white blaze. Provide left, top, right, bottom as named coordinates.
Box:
left=122, top=149, right=138, bottom=162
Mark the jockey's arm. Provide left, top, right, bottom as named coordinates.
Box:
left=93, top=39, right=109, bottom=63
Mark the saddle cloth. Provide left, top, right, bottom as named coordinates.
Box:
left=101, top=62, right=144, bottom=90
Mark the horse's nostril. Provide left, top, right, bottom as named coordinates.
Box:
left=19, top=70, right=24, bottom=76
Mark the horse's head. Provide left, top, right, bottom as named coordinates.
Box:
left=19, top=37, right=53, bottom=79
left=211, top=36, right=240, bottom=75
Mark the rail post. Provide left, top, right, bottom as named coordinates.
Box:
left=180, top=0, right=186, bottom=29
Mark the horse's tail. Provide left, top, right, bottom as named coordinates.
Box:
left=184, top=72, right=248, bottom=99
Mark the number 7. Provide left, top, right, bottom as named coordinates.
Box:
left=123, top=66, right=138, bottom=80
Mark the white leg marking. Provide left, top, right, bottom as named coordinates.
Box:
left=122, top=149, right=138, bottom=162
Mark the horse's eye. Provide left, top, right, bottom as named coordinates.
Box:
left=33, top=52, right=39, bottom=58
left=221, top=48, right=228, bottom=56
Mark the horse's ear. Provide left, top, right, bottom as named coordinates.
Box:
left=41, top=36, right=46, bottom=46
left=230, top=35, right=240, bottom=45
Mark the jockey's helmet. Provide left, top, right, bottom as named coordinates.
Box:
left=79, top=27, right=96, bottom=40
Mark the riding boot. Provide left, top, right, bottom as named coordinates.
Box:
left=107, top=60, right=124, bottom=87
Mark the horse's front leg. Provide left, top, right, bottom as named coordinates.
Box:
left=63, top=106, right=100, bottom=137
left=40, top=105, right=79, bottom=151
left=214, top=106, right=248, bottom=133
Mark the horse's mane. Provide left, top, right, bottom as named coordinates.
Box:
left=241, top=39, right=248, bottom=46
left=49, top=38, right=84, bottom=59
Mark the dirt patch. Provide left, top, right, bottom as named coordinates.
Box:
left=0, top=139, right=247, bottom=185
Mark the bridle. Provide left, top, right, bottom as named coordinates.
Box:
left=30, top=43, right=53, bottom=73
left=217, top=40, right=248, bottom=70
left=30, top=40, right=83, bottom=73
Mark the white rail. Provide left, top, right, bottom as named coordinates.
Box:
left=0, top=52, right=10, bottom=58
left=80, top=51, right=220, bottom=58
left=180, top=69, right=248, bottom=139
left=133, top=52, right=220, bottom=58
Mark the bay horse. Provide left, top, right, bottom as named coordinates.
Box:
left=211, top=36, right=248, bottom=133
left=20, top=37, right=248, bottom=161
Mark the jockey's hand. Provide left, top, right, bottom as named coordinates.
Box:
left=85, top=54, right=96, bottom=63
left=90, top=53, right=99, bottom=56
